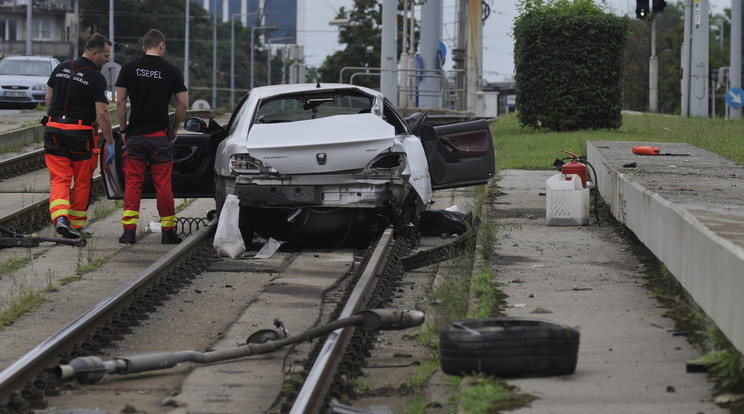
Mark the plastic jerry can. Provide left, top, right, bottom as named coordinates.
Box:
left=546, top=173, right=589, bottom=226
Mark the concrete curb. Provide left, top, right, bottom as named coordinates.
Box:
left=587, top=140, right=744, bottom=355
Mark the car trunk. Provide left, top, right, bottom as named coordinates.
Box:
left=244, top=114, right=396, bottom=174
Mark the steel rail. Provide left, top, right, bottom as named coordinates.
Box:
left=0, top=175, right=104, bottom=233
left=0, top=148, right=45, bottom=180
left=0, top=220, right=216, bottom=406
left=290, top=227, right=395, bottom=414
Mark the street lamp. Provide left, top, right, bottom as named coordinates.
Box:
left=231, top=12, right=257, bottom=109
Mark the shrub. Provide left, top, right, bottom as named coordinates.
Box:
left=513, top=0, right=630, bottom=131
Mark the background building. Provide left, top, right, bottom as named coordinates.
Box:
left=0, top=0, right=77, bottom=60
left=201, top=0, right=297, bottom=44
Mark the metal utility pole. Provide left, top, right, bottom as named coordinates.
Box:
left=109, top=0, right=114, bottom=63
left=25, top=2, right=31, bottom=55
left=649, top=18, right=658, bottom=112
left=380, top=0, right=398, bottom=105
left=454, top=0, right=468, bottom=110
left=212, top=0, right=217, bottom=108
left=398, top=0, right=410, bottom=106
left=185, top=0, right=190, bottom=90
left=419, top=0, right=443, bottom=108
left=730, top=0, right=742, bottom=119
left=681, top=0, right=709, bottom=117
left=466, top=0, right=484, bottom=115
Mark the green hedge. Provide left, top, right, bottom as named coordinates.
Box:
left=513, top=1, right=629, bottom=131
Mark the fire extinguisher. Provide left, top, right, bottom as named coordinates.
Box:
left=560, top=150, right=587, bottom=188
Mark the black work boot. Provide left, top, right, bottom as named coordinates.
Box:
left=161, top=229, right=182, bottom=244
left=118, top=229, right=136, bottom=244
left=55, top=217, right=81, bottom=239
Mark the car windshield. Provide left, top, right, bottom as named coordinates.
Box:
left=255, top=91, right=373, bottom=124
left=0, top=59, right=52, bottom=77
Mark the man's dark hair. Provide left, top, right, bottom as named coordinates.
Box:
left=85, top=33, right=111, bottom=52
left=143, top=29, right=165, bottom=50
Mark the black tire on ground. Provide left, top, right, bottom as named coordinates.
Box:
left=439, top=318, right=580, bottom=378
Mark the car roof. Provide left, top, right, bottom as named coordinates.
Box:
left=1, top=55, right=57, bottom=62
left=248, top=83, right=383, bottom=99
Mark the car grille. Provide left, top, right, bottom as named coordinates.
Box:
left=1, top=86, right=29, bottom=90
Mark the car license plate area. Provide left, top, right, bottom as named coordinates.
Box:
left=4, top=91, right=26, bottom=98
left=237, top=185, right=321, bottom=207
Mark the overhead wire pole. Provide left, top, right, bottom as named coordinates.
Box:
left=731, top=0, right=742, bottom=119
left=380, top=0, right=398, bottom=105
left=109, top=0, right=114, bottom=63
left=649, top=17, right=658, bottom=112
left=231, top=11, right=258, bottom=109
left=25, top=1, right=31, bottom=55
left=267, top=37, right=292, bottom=85
left=184, top=0, right=190, bottom=91
left=681, top=0, right=709, bottom=117
left=212, top=0, right=217, bottom=109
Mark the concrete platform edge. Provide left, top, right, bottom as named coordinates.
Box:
left=587, top=140, right=744, bottom=355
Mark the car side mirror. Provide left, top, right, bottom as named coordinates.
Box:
left=184, top=117, right=208, bottom=132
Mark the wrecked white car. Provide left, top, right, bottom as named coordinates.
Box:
left=101, top=83, right=494, bottom=245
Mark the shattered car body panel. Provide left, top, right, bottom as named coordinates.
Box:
left=216, top=112, right=431, bottom=210
left=101, top=83, right=494, bottom=245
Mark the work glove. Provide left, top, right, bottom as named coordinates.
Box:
left=105, top=143, right=115, bottom=164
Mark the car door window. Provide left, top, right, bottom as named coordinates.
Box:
left=382, top=98, right=410, bottom=135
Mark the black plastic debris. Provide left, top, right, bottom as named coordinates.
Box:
left=418, top=209, right=472, bottom=237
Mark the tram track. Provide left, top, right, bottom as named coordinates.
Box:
left=0, top=204, right=414, bottom=414
left=0, top=113, right=470, bottom=413
left=0, top=154, right=421, bottom=413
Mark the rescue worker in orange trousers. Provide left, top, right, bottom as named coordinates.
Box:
left=115, top=29, right=187, bottom=245
left=44, top=33, right=115, bottom=239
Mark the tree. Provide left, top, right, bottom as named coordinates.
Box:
left=318, top=0, right=382, bottom=88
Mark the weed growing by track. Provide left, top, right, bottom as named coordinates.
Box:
left=395, top=183, right=533, bottom=413
left=0, top=256, right=31, bottom=276
left=76, top=238, right=107, bottom=275
left=0, top=290, right=45, bottom=330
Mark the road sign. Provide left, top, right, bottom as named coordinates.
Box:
left=504, top=95, right=516, bottom=107
left=726, top=87, right=744, bottom=109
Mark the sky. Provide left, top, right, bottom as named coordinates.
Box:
left=300, top=0, right=732, bottom=83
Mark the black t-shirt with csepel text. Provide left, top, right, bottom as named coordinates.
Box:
left=116, top=54, right=187, bottom=136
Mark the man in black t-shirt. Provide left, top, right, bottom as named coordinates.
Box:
left=45, top=33, right=115, bottom=239
left=115, top=28, right=187, bottom=245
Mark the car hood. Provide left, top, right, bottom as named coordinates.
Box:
left=0, top=74, right=47, bottom=86
left=242, top=114, right=397, bottom=174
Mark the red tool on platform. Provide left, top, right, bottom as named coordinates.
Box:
left=632, top=146, right=690, bottom=156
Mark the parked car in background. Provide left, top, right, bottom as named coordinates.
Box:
left=0, top=55, right=59, bottom=109
left=101, top=83, right=495, bottom=246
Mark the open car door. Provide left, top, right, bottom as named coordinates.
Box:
left=100, top=118, right=224, bottom=200
left=421, top=119, right=495, bottom=190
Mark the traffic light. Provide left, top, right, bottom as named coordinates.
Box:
left=635, top=0, right=650, bottom=19
left=653, top=0, right=667, bottom=14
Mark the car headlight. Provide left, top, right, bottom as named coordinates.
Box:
left=32, top=84, right=46, bottom=91
left=230, top=153, right=278, bottom=174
